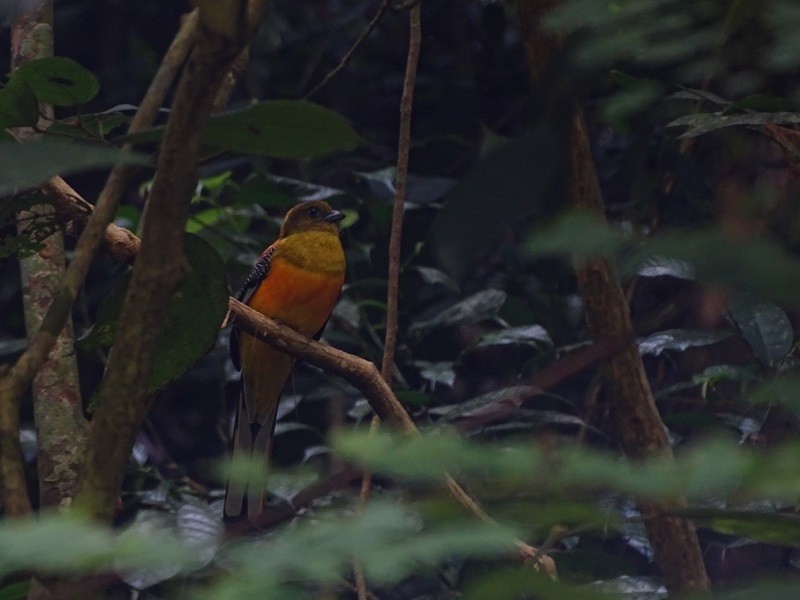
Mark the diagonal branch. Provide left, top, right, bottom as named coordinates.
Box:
left=73, top=0, right=262, bottom=522
left=0, top=8, right=199, bottom=518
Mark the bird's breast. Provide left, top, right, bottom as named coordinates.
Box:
left=246, top=257, right=344, bottom=336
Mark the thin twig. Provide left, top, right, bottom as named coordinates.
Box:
left=304, top=0, right=389, bottom=100
left=355, top=9, right=421, bottom=598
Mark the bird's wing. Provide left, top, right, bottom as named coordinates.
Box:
left=230, top=244, right=276, bottom=371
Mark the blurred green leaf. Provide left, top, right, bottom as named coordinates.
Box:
left=129, top=100, right=362, bottom=159
left=676, top=508, right=800, bottom=546
left=626, top=229, right=800, bottom=305
left=526, top=211, right=629, bottom=263
left=0, top=513, right=192, bottom=579
left=0, top=582, right=28, bottom=600
left=429, top=125, right=567, bottom=280
left=728, top=297, right=794, bottom=366
left=14, top=56, right=99, bottom=106
left=749, top=374, right=800, bottom=413
left=208, top=501, right=515, bottom=599
left=79, top=234, right=229, bottom=392
left=466, top=568, right=616, bottom=600
left=0, top=141, right=148, bottom=195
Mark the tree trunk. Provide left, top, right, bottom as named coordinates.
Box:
left=516, top=0, right=710, bottom=594
left=12, top=0, right=88, bottom=509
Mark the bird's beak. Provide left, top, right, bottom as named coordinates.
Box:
left=323, top=210, right=345, bottom=223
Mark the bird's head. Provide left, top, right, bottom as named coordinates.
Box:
left=280, top=200, right=345, bottom=237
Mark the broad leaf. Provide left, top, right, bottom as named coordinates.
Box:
left=667, top=111, right=800, bottom=139
left=430, top=385, right=541, bottom=423
left=0, top=76, right=39, bottom=129
left=626, top=229, right=800, bottom=305
left=636, top=256, right=694, bottom=279
left=475, top=324, right=553, bottom=348
left=526, top=211, right=630, bottom=263
left=728, top=297, right=794, bottom=366
left=676, top=508, right=800, bottom=547
left=128, top=100, right=362, bottom=159
left=14, top=57, right=99, bottom=106
left=0, top=513, right=191, bottom=578
left=80, top=234, right=229, bottom=392
left=638, top=329, right=730, bottom=356
left=0, top=141, right=148, bottom=196
left=409, top=289, right=506, bottom=336
left=429, top=124, right=568, bottom=280
left=749, top=375, right=800, bottom=413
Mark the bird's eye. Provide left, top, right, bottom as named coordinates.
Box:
left=308, top=206, right=320, bottom=218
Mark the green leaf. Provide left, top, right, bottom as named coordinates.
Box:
left=626, top=229, right=800, bottom=305
left=0, top=76, right=39, bottom=129
left=636, top=256, right=694, bottom=279
left=409, top=289, right=506, bottom=336
left=0, top=581, right=29, bottom=600
left=79, top=234, right=229, bottom=392
left=14, top=57, right=99, bottom=106
left=43, top=112, right=130, bottom=141
left=676, top=508, right=800, bottom=547
left=0, top=141, right=148, bottom=195
left=637, top=329, right=730, bottom=356
left=129, top=100, right=362, bottom=159
left=526, top=211, right=629, bottom=263
left=475, top=324, right=552, bottom=348
left=0, top=513, right=192, bottom=578
left=430, top=385, right=538, bottom=423
left=749, top=375, right=800, bottom=413
left=414, top=360, right=456, bottom=388
left=667, top=111, right=800, bottom=139
left=428, top=125, right=568, bottom=280
left=466, top=569, right=616, bottom=600
left=728, top=297, right=794, bottom=366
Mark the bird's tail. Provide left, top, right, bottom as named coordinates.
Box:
left=224, top=390, right=280, bottom=521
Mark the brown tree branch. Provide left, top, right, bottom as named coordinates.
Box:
left=12, top=0, right=88, bottom=513
left=73, top=0, right=261, bottom=522
left=517, top=0, right=709, bottom=593
left=226, top=298, right=557, bottom=577
left=304, top=0, right=389, bottom=100
left=28, top=174, right=559, bottom=575
left=355, top=6, right=422, bottom=597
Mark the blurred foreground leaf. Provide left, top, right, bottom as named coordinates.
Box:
left=676, top=508, right=800, bottom=547
left=429, top=125, right=567, bottom=280
left=0, top=142, right=148, bottom=196
left=0, top=513, right=192, bottom=578
left=128, top=100, right=362, bottom=159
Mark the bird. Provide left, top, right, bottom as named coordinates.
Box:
left=225, top=199, right=346, bottom=520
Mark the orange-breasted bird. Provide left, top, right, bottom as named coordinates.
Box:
left=225, top=200, right=346, bottom=519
